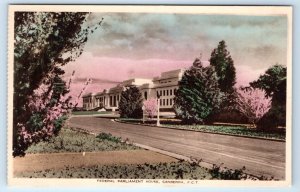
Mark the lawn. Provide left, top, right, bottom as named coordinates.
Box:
left=16, top=161, right=212, bottom=179
left=118, top=118, right=285, bottom=141
left=26, top=128, right=140, bottom=154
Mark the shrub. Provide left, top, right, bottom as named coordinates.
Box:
left=209, top=164, right=246, bottom=180
left=143, top=98, right=158, bottom=119
left=96, top=132, right=121, bottom=143
left=119, top=85, right=143, bottom=118
left=236, top=88, right=271, bottom=128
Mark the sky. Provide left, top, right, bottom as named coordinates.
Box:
left=62, top=12, right=288, bottom=105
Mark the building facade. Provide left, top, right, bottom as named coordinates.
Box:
left=82, top=69, right=185, bottom=111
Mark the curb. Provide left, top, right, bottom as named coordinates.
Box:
left=133, top=143, right=213, bottom=170
left=114, top=119, right=285, bottom=142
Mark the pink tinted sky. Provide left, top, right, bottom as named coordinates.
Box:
left=62, top=13, right=288, bottom=106
left=63, top=52, right=268, bottom=106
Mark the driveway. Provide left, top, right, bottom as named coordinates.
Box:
left=68, top=116, right=286, bottom=180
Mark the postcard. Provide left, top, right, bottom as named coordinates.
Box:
left=7, top=5, right=292, bottom=187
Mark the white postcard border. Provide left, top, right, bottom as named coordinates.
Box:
left=7, top=5, right=293, bottom=188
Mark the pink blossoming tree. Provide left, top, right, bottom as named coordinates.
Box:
left=143, top=98, right=158, bottom=119
left=13, top=12, right=102, bottom=156
left=236, top=88, right=271, bottom=128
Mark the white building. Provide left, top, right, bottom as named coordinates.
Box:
left=82, top=69, right=185, bottom=111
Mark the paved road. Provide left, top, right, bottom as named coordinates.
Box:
left=69, top=116, right=286, bottom=179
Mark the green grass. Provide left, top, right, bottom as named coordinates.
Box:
left=26, top=128, right=140, bottom=154
left=162, top=124, right=285, bottom=140
left=16, top=161, right=212, bottom=179
left=118, top=119, right=285, bottom=140
left=72, top=111, right=111, bottom=115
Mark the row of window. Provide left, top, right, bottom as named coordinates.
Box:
left=159, top=98, right=174, bottom=106
left=160, top=80, right=172, bottom=84
left=84, top=88, right=178, bottom=108
left=85, top=97, right=174, bottom=108
left=157, top=88, right=177, bottom=97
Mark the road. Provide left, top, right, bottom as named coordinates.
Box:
left=68, top=116, right=286, bottom=180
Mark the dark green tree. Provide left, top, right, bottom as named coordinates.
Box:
left=250, top=65, right=286, bottom=102
left=250, top=65, right=287, bottom=129
left=173, top=58, right=223, bottom=124
left=209, top=40, right=236, bottom=93
left=13, top=12, right=102, bottom=156
left=119, top=86, right=143, bottom=118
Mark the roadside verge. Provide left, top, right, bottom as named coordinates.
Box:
left=114, top=119, right=285, bottom=142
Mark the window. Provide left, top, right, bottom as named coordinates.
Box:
left=163, top=90, right=165, bottom=96
left=163, top=99, right=165, bottom=106
left=174, top=88, right=177, bottom=94
left=166, top=99, right=169, bottom=106
left=166, top=90, right=169, bottom=96
left=160, top=90, right=162, bottom=96
left=113, top=95, right=116, bottom=107
left=110, top=96, right=112, bottom=106
left=170, top=98, right=173, bottom=106
left=170, top=89, right=173, bottom=96
left=144, top=91, right=148, bottom=100
left=160, top=99, right=162, bottom=106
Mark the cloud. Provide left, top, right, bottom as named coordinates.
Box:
left=83, top=13, right=287, bottom=70
left=67, top=12, right=288, bottom=106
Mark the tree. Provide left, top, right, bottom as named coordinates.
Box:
left=173, top=58, right=223, bottom=124
left=209, top=40, right=236, bottom=93
left=250, top=64, right=286, bottom=103
left=13, top=12, right=102, bottom=156
left=250, top=65, right=287, bottom=129
left=119, top=86, right=143, bottom=118
left=143, top=98, right=158, bottom=119
left=236, top=88, right=271, bottom=127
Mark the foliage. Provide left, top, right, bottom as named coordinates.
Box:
left=13, top=12, right=103, bottom=156
left=209, top=40, right=236, bottom=94
left=96, top=132, right=122, bottom=143
left=236, top=88, right=271, bottom=127
left=250, top=65, right=286, bottom=100
left=143, top=98, right=158, bottom=119
left=26, top=128, right=139, bottom=154
left=256, top=103, right=286, bottom=131
left=173, top=58, right=223, bottom=124
left=119, top=85, right=143, bottom=118
left=250, top=65, right=287, bottom=129
left=209, top=164, right=246, bottom=180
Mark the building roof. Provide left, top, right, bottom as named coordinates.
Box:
left=82, top=92, right=93, bottom=97
left=153, top=69, right=185, bottom=81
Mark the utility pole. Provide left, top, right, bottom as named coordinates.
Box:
left=156, top=92, right=161, bottom=126
left=142, top=106, right=145, bottom=124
